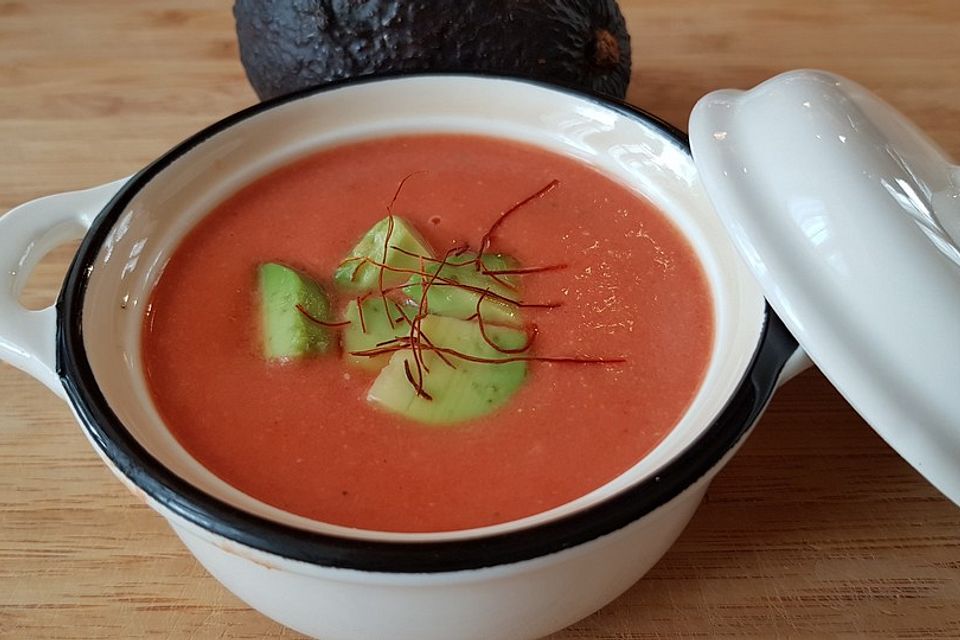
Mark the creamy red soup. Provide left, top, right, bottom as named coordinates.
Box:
left=142, top=134, right=713, bottom=533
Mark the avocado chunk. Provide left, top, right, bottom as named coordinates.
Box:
left=234, top=1, right=631, bottom=101
left=334, top=216, right=434, bottom=295
left=341, top=297, right=415, bottom=372
left=258, top=263, right=334, bottom=360
left=367, top=314, right=527, bottom=425
left=403, top=252, right=521, bottom=327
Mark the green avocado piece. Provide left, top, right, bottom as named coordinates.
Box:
left=367, top=314, right=527, bottom=425
left=258, top=263, right=334, bottom=361
left=234, top=1, right=631, bottom=101
left=403, top=252, right=521, bottom=327
left=341, top=297, right=416, bottom=372
left=333, top=216, right=433, bottom=295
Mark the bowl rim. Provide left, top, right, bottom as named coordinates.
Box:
left=55, top=72, right=796, bottom=573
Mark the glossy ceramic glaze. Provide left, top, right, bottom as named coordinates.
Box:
left=0, top=75, right=800, bottom=639
left=690, top=70, right=960, bottom=506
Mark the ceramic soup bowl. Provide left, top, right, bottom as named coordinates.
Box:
left=0, top=75, right=804, bottom=640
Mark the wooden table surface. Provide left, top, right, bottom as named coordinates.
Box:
left=2, top=1, right=958, bottom=638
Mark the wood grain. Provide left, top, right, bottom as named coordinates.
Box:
left=1, top=1, right=959, bottom=638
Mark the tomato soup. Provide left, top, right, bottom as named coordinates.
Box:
left=142, top=134, right=713, bottom=532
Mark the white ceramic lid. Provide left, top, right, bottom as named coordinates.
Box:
left=689, top=70, right=960, bottom=505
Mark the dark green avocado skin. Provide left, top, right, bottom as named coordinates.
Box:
left=234, top=0, right=631, bottom=100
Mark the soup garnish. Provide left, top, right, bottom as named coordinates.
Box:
left=256, top=177, right=624, bottom=425
left=257, top=263, right=337, bottom=360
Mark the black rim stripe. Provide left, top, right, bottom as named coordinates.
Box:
left=56, top=72, right=798, bottom=573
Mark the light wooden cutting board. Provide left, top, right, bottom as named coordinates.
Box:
left=1, top=1, right=958, bottom=638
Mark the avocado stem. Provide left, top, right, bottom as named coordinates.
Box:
left=592, top=29, right=621, bottom=69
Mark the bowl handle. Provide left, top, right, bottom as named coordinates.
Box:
left=0, top=179, right=127, bottom=399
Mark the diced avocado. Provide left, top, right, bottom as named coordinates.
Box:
left=333, top=216, right=434, bottom=294
left=403, top=252, right=521, bottom=326
left=258, top=263, right=334, bottom=360
left=341, top=297, right=416, bottom=372
left=367, top=314, right=527, bottom=425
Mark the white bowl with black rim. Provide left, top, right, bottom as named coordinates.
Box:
left=1, top=70, right=955, bottom=640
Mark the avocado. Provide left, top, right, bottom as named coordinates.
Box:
left=366, top=314, right=527, bottom=425
left=334, top=216, right=434, bottom=295
left=234, top=0, right=631, bottom=100
left=341, top=297, right=415, bottom=372
left=258, top=262, right=335, bottom=360
left=403, top=251, right=522, bottom=327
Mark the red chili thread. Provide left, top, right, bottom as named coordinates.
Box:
left=379, top=211, right=396, bottom=331
left=295, top=304, right=351, bottom=328
left=403, top=359, right=433, bottom=400
left=343, top=176, right=624, bottom=399
left=348, top=342, right=625, bottom=366
left=473, top=290, right=538, bottom=355
left=408, top=247, right=463, bottom=394
left=392, top=301, right=456, bottom=370
left=409, top=254, right=430, bottom=383
left=484, top=264, right=568, bottom=275
left=355, top=297, right=367, bottom=334
left=477, top=266, right=516, bottom=291
left=379, top=173, right=421, bottom=330
left=478, top=179, right=560, bottom=260
left=345, top=256, right=562, bottom=309
left=389, top=245, right=475, bottom=266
